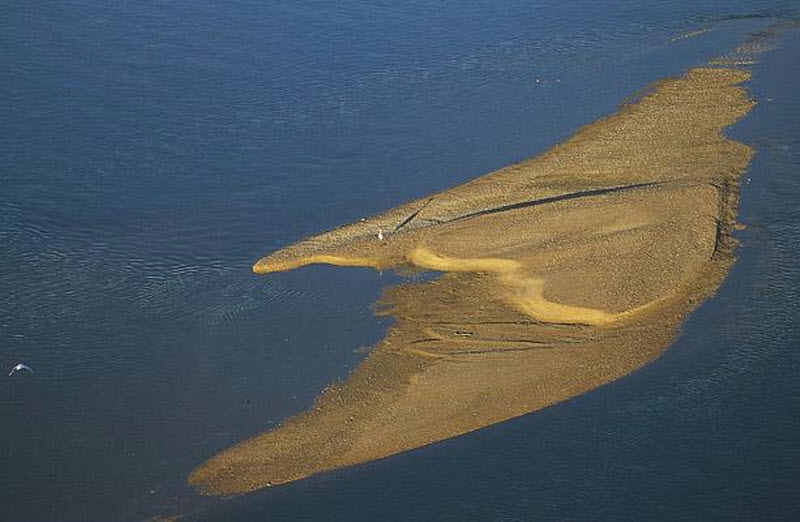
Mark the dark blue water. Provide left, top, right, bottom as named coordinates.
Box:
left=2, top=2, right=799, bottom=520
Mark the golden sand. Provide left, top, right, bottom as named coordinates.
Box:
left=189, top=66, right=756, bottom=495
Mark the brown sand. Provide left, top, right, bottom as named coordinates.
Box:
left=189, top=66, right=755, bottom=496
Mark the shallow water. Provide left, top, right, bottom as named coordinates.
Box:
left=2, top=1, right=799, bottom=520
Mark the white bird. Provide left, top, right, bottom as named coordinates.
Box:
left=8, top=363, right=33, bottom=376
left=377, top=227, right=384, bottom=241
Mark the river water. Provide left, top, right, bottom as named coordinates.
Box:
left=2, top=1, right=799, bottom=520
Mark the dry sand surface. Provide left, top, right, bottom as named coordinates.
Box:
left=190, top=65, right=756, bottom=496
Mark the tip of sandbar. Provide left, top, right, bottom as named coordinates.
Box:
left=253, top=259, right=271, bottom=274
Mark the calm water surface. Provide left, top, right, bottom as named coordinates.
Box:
left=2, top=1, right=799, bottom=520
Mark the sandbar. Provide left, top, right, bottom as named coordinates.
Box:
left=190, top=63, right=756, bottom=495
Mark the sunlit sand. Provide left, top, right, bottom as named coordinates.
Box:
left=190, top=65, right=756, bottom=496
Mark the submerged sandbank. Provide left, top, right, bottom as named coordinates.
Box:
left=190, top=63, right=757, bottom=495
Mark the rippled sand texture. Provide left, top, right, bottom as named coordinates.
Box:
left=190, top=66, right=755, bottom=495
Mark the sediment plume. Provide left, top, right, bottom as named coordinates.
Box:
left=190, top=65, right=755, bottom=496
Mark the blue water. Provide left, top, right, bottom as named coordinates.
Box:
left=2, top=1, right=799, bottom=520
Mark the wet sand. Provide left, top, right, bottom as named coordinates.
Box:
left=190, top=65, right=756, bottom=495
